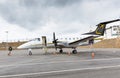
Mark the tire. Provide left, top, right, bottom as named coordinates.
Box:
left=59, top=49, right=63, bottom=53
left=72, top=50, right=77, bottom=54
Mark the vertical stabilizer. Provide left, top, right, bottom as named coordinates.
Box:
left=83, top=19, right=120, bottom=36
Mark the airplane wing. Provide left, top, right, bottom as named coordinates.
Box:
left=69, top=36, right=99, bottom=45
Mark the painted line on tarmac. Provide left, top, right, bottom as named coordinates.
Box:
left=0, top=57, right=120, bottom=68
left=1, top=64, right=120, bottom=77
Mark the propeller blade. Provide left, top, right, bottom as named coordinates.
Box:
left=53, top=32, right=55, bottom=41
left=53, top=32, right=58, bottom=50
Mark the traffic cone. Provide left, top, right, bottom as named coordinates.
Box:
left=68, top=52, right=71, bottom=56
left=53, top=52, right=56, bottom=55
left=91, top=52, right=95, bottom=59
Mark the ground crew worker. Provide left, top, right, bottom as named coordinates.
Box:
left=8, top=46, right=12, bottom=56
left=28, top=48, right=32, bottom=55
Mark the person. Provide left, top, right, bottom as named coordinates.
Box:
left=28, top=48, right=32, bottom=55
left=8, top=46, right=12, bottom=56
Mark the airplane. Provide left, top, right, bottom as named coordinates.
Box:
left=17, top=19, right=120, bottom=54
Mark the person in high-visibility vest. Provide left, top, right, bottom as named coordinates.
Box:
left=8, top=46, right=12, bottom=56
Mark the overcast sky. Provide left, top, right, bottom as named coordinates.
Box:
left=0, top=0, right=120, bottom=41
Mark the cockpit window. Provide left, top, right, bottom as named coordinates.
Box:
left=37, top=38, right=40, bottom=41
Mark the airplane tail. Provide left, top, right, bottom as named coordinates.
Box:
left=83, top=19, right=120, bottom=36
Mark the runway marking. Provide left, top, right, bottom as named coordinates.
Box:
left=1, top=64, right=120, bottom=77
left=0, top=57, right=120, bottom=68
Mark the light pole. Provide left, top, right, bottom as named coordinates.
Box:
left=5, top=31, right=8, bottom=50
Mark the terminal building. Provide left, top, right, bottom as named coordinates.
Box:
left=104, top=25, right=120, bottom=39
left=92, top=21, right=120, bottom=39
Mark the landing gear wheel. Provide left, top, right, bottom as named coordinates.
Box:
left=72, top=50, right=77, bottom=54
left=59, top=49, right=63, bottom=53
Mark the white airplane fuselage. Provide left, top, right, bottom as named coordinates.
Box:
left=17, top=34, right=99, bottom=50
left=17, top=19, right=120, bottom=54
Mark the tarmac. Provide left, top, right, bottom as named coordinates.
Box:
left=0, top=48, right=120, bottom=78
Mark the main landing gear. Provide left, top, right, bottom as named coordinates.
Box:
left=59, top=48, right=77, bottom=54
left=72, top=49, right=77, bottom=54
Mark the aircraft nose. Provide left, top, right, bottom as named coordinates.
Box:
left=17, top=44, right=28, bottom=49
left=17, top=41, right=33, bottom=49
left=17, top=45, right=24, bottom=49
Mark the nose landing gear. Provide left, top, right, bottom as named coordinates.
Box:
left=59, top=49, right=63, bottom=53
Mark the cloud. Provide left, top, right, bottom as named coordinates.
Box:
left=0, top=0, right=80, bottom=31
left=0, top=16, right=33, bottom=41
left=0, top=0, right=119, bottom=38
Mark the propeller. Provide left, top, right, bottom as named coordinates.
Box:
left=53, top=32, right=58, bottom=50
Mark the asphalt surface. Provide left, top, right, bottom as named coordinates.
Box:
left=0, top=48, right=120, bottom=78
